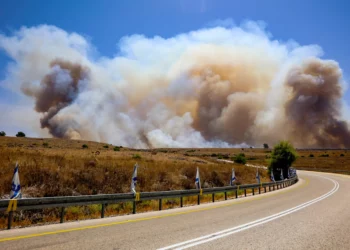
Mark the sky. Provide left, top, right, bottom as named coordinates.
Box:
left=0, top=0, right=350, bottom=145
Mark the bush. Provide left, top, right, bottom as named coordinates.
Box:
left=42, top=142, right=49, bottom=147
left=309, top=154, right=314, bottom=157
left=319, top=154, right=329, bottom=157
left=263, top=143, right=269, bottom=149
left=269, top=141, right=297, bottom=180
left=132, top=154, right=141, bottom=160
left=0, top=131, right=5, bottom=136
left=233, top=153, right=246, bottom=164
left=16, top=131, right=26, bottom=137
left=211, top=153, right=217, bottom=157
left=82, top=144, right=88, bottom=149
left=340, top=154, right=345, bottom=157
left=113, top=146, right=120, bottom=151
left=103, top=145, right=109, bottom=149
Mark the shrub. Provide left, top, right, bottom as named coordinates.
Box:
left=0, top=131, right=5, bottom=136
left=82, top=144, right=88, bottom=149
left=340, top=154, right=345, bottom=157
left=132, top=154, right=141, bottom=160
left=309, top=154, right=314, bottom=157
left=222, top=154, right=229, bottom=159
left=269, top=141, right=297, bottom=180
left=113, top=146, right=120, bottom=151
left=42, top=142, right=49, bottom=147
left=319, top=154, right=329, bottom=157
left=16, top=131, right=26, bottom=137
left=233, top=153, right=246, bottom=164
left=211, top=153, right=217, bottom=157
left=218, top=155, right=223, bottom=159
left=103, top=145, right=109, bottom=149
left=263, top=143, right=269, bottom=149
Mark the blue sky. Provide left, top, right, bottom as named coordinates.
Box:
left=1, top=0, right=350, bottom=115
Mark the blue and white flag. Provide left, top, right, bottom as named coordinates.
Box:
left=131, top=163, right=138, bottom=194
left=270, top=170, right=275, bottom=182
left=256, top=168, right=260, bottom=184
left=10, top=163, right=21, bottom=199
left=280, top=169, right=284, bottom=180
left=195, top=167, right=201, bottom=189
left=230, top=168, right=236, bottom=186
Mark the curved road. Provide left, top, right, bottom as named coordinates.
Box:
left=0, top=171, right=349, bottom=249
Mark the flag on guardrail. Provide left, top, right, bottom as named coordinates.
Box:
left=280, top=169, right=284, bottom=180
left=230, top=168, right=236, bottom=186
left=289, top=167, right=296, bottom=178
left=195, top=167, right=201, bottom=189
left=10, top=162, right=21, bottom=199
left=288, top=168, right=291, bottom=179
left=256, top=167, right=260, bottom=184
left=270, top=170, right=275, bottom=182
left=131, top=163, right=138, bottom=194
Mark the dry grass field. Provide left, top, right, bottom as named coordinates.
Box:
left=0, top=136, right=349, bottom=229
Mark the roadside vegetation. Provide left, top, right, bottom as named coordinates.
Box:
left=268, top=141, right=298, bottom=180
left=1, top=136, right=349, bottom=229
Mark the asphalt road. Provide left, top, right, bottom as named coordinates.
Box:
left=0, top=171, right=349, bottom=250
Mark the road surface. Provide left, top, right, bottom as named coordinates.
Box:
left=0, top=171, right=349, bottom=249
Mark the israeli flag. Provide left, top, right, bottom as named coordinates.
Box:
left=280, top=169, right=284, bottom=180
left=131, top=163, right=138, bottom=194
left=195, top=167, right=201, bottom=189
left=10, top=163, right=21, bottom=199
left=256, top=168, right=260, bottom=184
left=270, top=170, right=275, bottom=182
left=230, top=168, right=236, bottom=186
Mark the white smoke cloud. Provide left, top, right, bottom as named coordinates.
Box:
left=0, top=22, right=349, bottom=148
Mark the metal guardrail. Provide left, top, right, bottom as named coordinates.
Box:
left=1, top=176, right=298, bottom=230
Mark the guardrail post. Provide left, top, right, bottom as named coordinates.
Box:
left=235, top=189, right=238, bottom=199
left=264, top=186, right=266, bottom=193
left=269, top=185, right=271, bottom=192
left=224, top=192, right=227, bottom=200
left=252, top=188, right=255, bottom=195
left=197, top=195, right=200, bottom=205
left=180, top=197, right=183, bottom=207
left=133, top=201, right=136, bottom=214
left=60, top=207, right=65, bottom=223
left=7, top=211, right=13, bottom=230
left=159, top=199, right=162, bottom=211
left=244, top=189, right=247, bottom=197
left=101, top=204, right=105, bottom=218
left=259, top=187, right=261, bottom=194
left=212, top=193, right=215, bottom=203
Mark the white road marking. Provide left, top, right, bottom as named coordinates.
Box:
left=159, top=175, right=339, bottom=250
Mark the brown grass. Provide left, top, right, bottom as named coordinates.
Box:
left=1, top=136, right=348, bottom=229
left=0, top=137, right=266, bottom=229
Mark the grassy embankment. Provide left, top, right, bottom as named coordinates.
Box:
left=1, top=136, right=349, bottom=229
left=0, top=137, right=265, bottom=229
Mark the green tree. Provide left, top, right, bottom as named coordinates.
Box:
left=269, top=141, right=297, bottom=180
left=0, top=131, right=5, bottom=136
left=16, top=131, right=26, bottom=137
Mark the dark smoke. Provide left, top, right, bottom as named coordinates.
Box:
left=285, top=58, right=350, bottom=148
left=21, top=59, right=89, bottom=138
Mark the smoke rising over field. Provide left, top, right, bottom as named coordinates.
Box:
left=1, top=21, right=349, bottom=148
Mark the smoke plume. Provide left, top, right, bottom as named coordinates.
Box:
left=0, top=22, right=349, bottom=148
